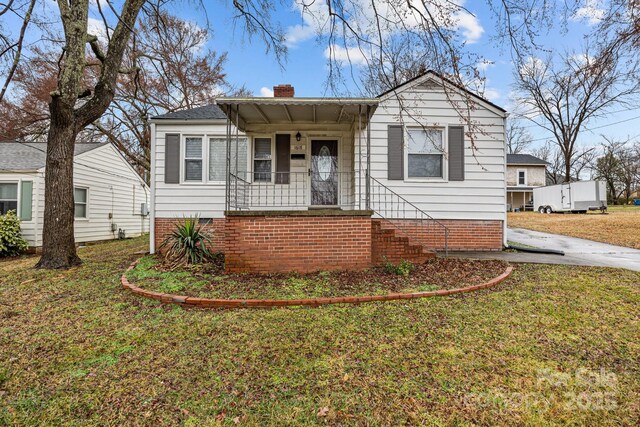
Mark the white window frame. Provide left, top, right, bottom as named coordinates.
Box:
left=181, top=135, right=205, bottom=183
left=73, top=186, right=89, bottom=220
left=252, top=135, right=274, bottom=183
left=517, top=169, right=527, bottom=186
left=404, top=126, right=448, bottom=182
left=0, top=181, right=19, bottom=216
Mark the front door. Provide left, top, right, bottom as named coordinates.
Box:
left=310, top=140, right=338, bottom=206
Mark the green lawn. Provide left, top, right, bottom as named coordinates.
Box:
left=1, top=236, right=639, bottom=425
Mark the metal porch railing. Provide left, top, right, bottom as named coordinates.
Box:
left=229, top=171, right=356, bottom=210
left=369, top=176, right=449, bottom=255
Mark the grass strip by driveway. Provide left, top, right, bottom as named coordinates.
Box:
left=0, top=236, right=639, bottom=425
left=508, top=206, right=640, bottom=249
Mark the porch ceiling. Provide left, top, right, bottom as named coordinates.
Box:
left=216, top=97, right=378, bottom=131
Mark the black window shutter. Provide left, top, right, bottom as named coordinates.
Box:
left=387, top=125, right=404, bottom=180
left=275, top=134, right=291, bottom=184
left=448, top=126, right=465, bottom=181
left=165, top=134, right=180, bottom=184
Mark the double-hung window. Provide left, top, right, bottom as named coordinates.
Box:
left=74, top=187, right=88, bottom=218
left=518, top=170, right=527, bottom=186
left=184, top=137, right=203, bottom=181
left=0, top=183, right=18, bottom=215
left=209, top=137, right=248, bottom=181
left=407, top=128, right=444, bottom=178
left=253, top=137, right=272, bottom=182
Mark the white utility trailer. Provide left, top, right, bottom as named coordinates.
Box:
left=533, top=180, right=607, bottom=214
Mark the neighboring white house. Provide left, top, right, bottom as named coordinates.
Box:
left=149, top=71, right=508, bottom=273
left=0, top=141, right=150, bottom=248
left=506, top=153, right=547, bottom=211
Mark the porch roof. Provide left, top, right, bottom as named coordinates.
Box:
left=216, top=97, right=378, bottom=131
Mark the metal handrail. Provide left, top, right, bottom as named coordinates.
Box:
left=369, top=175, right=449, bottom=256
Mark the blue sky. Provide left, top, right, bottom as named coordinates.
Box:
left=164, top=0, right=638, bottom=151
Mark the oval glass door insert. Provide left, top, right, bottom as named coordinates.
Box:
left=317, top=145, right=333, bottom=181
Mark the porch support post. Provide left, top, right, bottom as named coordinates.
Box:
left=235, top=105, right=240, bottom=208
left=358, top=105, right=362, bottom=210
left=225, top=110, right=231, bottom=211
left=365, top=105, right=371, bottom=210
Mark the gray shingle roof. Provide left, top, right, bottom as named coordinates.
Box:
left=507, top=153, right=547, bottom=165
left=151, top=104, right=227, bottom=120
left=0, top=142, right=105, bottom=171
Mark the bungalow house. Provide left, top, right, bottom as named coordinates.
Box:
left=506, top=153, right=548, bottom=211
left=149, top=71, right=508, bottom=273
left=0, top=141, right=150, bottom=248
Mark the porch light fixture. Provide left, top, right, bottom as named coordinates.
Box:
left=296, top=131, right=301, bottom=141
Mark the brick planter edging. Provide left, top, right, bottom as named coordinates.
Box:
left=121, top=259, right=514, bottom=309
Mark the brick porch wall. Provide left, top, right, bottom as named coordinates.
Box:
left=384, top=219, right=504, bottom=251
left=154, top=218, right=226, bottom=253
left=224, top=214, right=372, bottom=273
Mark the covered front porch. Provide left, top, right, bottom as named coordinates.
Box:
left=216, top=97, right=377, bottom=211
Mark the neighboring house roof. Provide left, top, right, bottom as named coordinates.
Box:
left=376, top=70, right=507, bottom=114
left=151, top=104, right=227, bottom=120
left=507, top=153, right=548, bottom=166
left=0, top=141, right=105, bottom=171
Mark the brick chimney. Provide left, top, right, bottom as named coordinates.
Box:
left=273, top=84, right=294, bottom=97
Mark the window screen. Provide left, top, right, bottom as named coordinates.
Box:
left=184, top=137, right=203, bottom=181
left=209, top=137, right=248, bottom=181
left=253, top=138, right=272, bottom=182
left=0, top=183, right=18, bottom=215
left=407, top=128, right=444, bottom=178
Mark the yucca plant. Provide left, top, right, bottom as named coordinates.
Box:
left=160, top=217, right=213, bottom=267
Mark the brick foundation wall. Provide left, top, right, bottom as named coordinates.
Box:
left=384, top=219, right=504, bottom=251
left=154, top=218, right=226, bottom=253
left=225, top=214, right=372, bottom=273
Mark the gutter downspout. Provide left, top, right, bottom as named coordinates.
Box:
left=150, top=122, right=156, bottom=253
left=503, top=114, right=509, bottom=248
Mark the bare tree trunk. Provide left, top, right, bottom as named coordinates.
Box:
left=35, top=99, right=81, bottom=268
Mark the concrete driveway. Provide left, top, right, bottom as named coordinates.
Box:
left=450, top=228, right=640, bottom=272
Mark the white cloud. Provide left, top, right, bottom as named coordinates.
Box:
left=285, top=0, right=484, bottom=50
left=453, top=10, right=484, bottom=44
left=323, top=44, right=369, bottom=67
left=571, top=0, right=605, bottom=25
left=285, top=23, right=316, bottom=48
left=259, top=87, right=274, bottom=97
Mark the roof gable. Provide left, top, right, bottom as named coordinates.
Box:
left=376, top=70, right=507, bottom=116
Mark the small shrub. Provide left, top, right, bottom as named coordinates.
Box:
left=0, top=210, right=29, bottom=257
left=384, top=259, right=415, bottom=277
left=160, top=217, right=213, bottom=267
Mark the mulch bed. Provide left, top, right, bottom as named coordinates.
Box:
left=133, top=256, right=510, bottom=300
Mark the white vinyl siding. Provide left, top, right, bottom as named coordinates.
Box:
left=356, top=76, right=506, bottom=221
left=1, top=144, right=148, bottom=247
